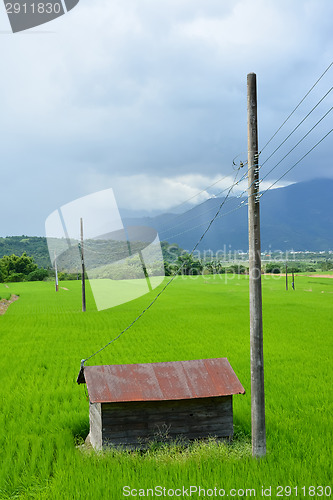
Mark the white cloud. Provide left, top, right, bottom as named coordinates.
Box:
left=79, top=170, right=293, bottom=214
left=79, top=170, right=235, bottom=209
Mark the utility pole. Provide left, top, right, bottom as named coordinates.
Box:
left=54, top=251, right=59, bottom=292
left=247, top=72, right=266, bottom=458
left=139, top=250, right=153, bottom=293
left=286, top=262, right=288, bottom=291
left=80, top=218, right=86, bottom=312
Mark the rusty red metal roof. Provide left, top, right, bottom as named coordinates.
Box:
left=82, top=358, right=245, bottom=404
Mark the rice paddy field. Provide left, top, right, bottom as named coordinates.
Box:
left=0, top=273, right=332, bottom=499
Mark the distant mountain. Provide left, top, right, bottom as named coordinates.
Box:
left=123, top=179, right=333, bottom=252
left=1, top=180, right=331, bottom=266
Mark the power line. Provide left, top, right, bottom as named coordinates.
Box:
left=260, top=106, right=332, bottom=183
left=260, top=128, right=333, bottom=196
left=167, top=173, right=234, bottom=213
left=80, top=167, right=242, bottom=367
left=159, top=170, right=248, bottom=236
left=209, top=170, right=248, bottom=199
left=79, top=66, right=333, bottom=369
left=164, top=194, right=248, bottom=242
left=82, top=102, right=331, bottom=258
left=260, top=86, right=332, bottom=169
left=260, top=61, right=332, bottom=155
left=179, top=117, right=332, bottom=242
left=156, top=155, right=249, bottom=235
left=74, top=173, right=249, bottom=258
left=162, top=118, right=332, bottom=245
left=157, top=169, right=248, bottom=233
left=161, top=175, right=273, bottom=242
left=168, top=152, right=249, bottom=214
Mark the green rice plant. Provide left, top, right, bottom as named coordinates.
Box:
left=0, top=275, right=332, bottom=498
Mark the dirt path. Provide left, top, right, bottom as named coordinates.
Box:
left=0, top=295, right=20, bottom=315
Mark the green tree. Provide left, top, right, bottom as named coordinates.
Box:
left=320, top=260, right=333, bottom=271
left=7, top=272, right=25, bottom=282
left=204, top=261, right=226, bottom=275
left=0, top=255, right=10, bottom=282
left=27, top=268, right=49, bottom=281
left=0, top=263, right=6, bottom=282
left=228, top=264, right=247, bottom=274
left=265, top=263, right=281, bottom=274
left=0, top=253, right=39, bottom=282
left=8, top=252, right=37, bottom=275
left=176, top=253, right=203, bottom=275
left=160, top=242, right=184, bottom=266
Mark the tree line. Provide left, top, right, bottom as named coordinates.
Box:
left=164, top=253, right=248, bottom=276
left=0, top=239, right=331, bottom=283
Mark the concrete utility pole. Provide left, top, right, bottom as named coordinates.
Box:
left=80, top=218, right=86, bottom=312
left=286, top=263, right=288, bottom=291
left=247, top=72, right=266, bottom=458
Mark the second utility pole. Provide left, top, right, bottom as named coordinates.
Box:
left=247, top=72, right=266, bottom=458
left=80, top=217, right=86, bottom=312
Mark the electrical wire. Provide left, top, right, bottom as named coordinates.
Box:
left=79, top=101, right=331, bottom=266
left=74, top=173, right=249, bottom=258
left=259, top=86, right=332, bottom=169
left=81, top=167, right=243, bottom=366
left=79, top=64, right=333, bottom=368
left=158, top=170, right=248, bottom=236
left=174, top=119, right=333, bottom=243
left=160, top=62, right=333, bottom=237
left=260, top=128, right=333, bottom=196
left=168, top=152, right=248, bottom=215
left=159, top=175, right=270, bottom=243
left=164, top=198, right=248, bottom=242
left=260, top=107, right=332, bottom=184
left=260, top=61, right=332, bottom=155
left=166, top=173, right=234, bottom=213
left=157, top=170, right=248, bottom=234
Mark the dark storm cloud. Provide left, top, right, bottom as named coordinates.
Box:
left=0, top=0, right=332, bottom=235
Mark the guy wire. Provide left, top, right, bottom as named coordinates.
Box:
left=81, top=167, right=242, bottom=365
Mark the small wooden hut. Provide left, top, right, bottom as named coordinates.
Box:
left=79, top=357, right=245, bottom=450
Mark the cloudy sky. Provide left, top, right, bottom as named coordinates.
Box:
left=0, top=0, right=332, bottom=236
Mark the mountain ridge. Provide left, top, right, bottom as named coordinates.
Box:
left=0, top=179, right=332, bottom=268
left=123, top=178, right=333, bottom=252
